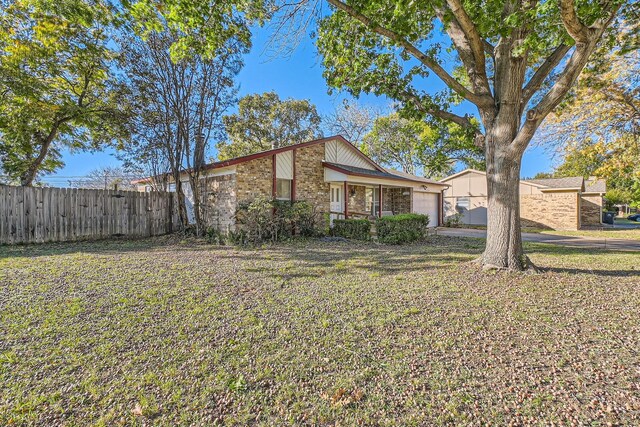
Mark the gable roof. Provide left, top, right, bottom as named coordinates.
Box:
left=132, top=135, right=383, bottom=184
left=324, top=162, right=447, bottom=186
left=206, top=135, right=384, bottom=172
left=523, top=176, right=584, bottom=191
left=585, top=178, right=606, bottom=194
left=439, top=168, right=486, bottom=182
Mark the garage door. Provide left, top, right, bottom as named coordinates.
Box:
left=413, top=192, right=439, bottom=227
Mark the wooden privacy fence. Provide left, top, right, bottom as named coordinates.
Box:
left=0, top=185, right=177, bottom=244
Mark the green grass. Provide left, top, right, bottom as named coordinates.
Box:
left=1, top=236, right=639, bottom=425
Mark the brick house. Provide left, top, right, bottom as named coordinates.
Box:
left=440, top=169, right=606, bottom=230
left=135, top=136, right=448, bottom=232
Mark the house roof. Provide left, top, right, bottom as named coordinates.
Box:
left=585, top=178, right=606, bottom=194
left=523, top=176, right=584, bottom=191
left=439, top=168, right=486, bottom=182
left=323, top=162, right=447, bottom=186
left=132, top=135, right=383, bottom=184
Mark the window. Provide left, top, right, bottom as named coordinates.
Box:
left=276, top=178, right=292, bottom=200
left=455, top=197, right=470, bottom=213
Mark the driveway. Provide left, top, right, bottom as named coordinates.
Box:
left=436, top=228, right=640, bottom=251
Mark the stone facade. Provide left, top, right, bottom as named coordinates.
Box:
left=382, top=188, right=412, bottom=215
left=347, top=185, right=368, bottom=214
left=580, top=195, right=603, bottom=227
left=295, top=143, right=330, bottom=214
left=235, top=156, right=273, bottom=204
left=200, top=174, right=236, bottom=231
left=520, top=192, right=580, bottom=230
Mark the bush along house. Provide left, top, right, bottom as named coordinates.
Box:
left=134, top=136, right=448, bottom=233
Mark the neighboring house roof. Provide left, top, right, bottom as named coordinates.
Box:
left=133, top=135, right=383, bottom=184
left=584, top=178, right=606, bottom=194
left=439, top=168, right=486, bottom=182
left=523, top=176, right=584, bottom=191
left=323, top=162, right=448, bottom=186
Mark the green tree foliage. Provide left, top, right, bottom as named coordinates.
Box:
left=216, top=92, right=322, bottom=160
left=125, top=0, right=272, bottom=61
left=307, top=0, right=627, bottom=270
left=361, top=113, right=484, bottom=178
left=0, top=0, right=129, bottom=186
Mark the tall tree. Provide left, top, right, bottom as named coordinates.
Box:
left=0, top=0, right=129, bottom=186
left=362, top=113, right=484, bottom=178
left=216, top=91, right=322, bottom=159
left=540, top=34, right=639, bottom=147
left=323, top=100, right=382, bottom=146
left=121, top=30, right=242, bottom=233
left=287, top=0, right=629, bottom=270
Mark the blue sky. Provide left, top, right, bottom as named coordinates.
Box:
left=45, top=26, right=555, bottom=186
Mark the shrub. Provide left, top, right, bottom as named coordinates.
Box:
left=234, top=197, right=323, bottom=245
left=376, top=213, right=429, bottom=244
left=331, top=219, right=371, bottom=240
left=443, top=213, right=462, bottom=228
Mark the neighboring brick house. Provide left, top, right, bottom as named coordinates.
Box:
left=440, top=169, right=606, bottom=230
left=135, top=136, right=448, bottom=232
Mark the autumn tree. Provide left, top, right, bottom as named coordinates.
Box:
left=0, top=0, right=129, bottom=186
left=362, top=113, right=484, bottom=178
left=541, top=28, right=639, bottom=206
left=216, top=92, right=322, bottom=159
left=273, top=0, right=630, bottom=270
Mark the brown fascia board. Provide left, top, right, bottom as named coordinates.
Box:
left=133, top=135, right=385, bottom=184
left=204, top=135, right=385, bottom=172
left=323, top=162, right=448, bottom=186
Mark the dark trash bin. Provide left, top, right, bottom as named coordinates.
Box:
left=602, top=211, right=615, bottom=225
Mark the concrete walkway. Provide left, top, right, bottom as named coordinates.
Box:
left=436, top=228, right=640, bottom=251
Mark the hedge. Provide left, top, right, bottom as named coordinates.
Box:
left=376, top=213, right=429, bottom=244
left=331, top=219, right=371, bottom=240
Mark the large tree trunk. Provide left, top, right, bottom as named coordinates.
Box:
left=481, top=119, right=531, bottom=271
left=20, top=124, right=60, bottom=186
left=483, top=149, right=525, bottom=270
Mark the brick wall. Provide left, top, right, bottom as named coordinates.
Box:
left=382, top=188, right=411, bottom=214
left=520, top=192, right=579, bottom=230
left=200, top=174, right=236, bottom=231
left=347, top=185, right=367, bottom=214
left=235, top=156, right=273, bottom=204
left=295, top=143, right=330, bottom=213
left=580, top=195, right=602, bottom=227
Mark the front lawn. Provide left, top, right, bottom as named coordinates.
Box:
left=1, top=237, right=639, bottom=425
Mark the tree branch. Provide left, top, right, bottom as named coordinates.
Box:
left=559, top=0, right=589, bottom=42
left=522, top=44, right=571, bottom=104
left=326, top=0, right=492, bottom=108
left=444, top=0, right=490, bottom=89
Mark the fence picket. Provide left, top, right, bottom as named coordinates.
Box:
left=0, top=185, right=175, bottom=244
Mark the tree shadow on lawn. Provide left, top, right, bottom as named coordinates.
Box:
left=524, top=242, right=640, bottom=277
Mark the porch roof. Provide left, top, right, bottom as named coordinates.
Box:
left=323, top=162, right=447, bottom=187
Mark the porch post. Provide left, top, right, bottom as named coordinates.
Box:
left=344, top=181, right=348, bottom=219
left=378, top=184, right=382, bottom=218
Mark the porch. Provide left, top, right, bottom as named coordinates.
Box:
left=329, top=182, right=412, bottom=220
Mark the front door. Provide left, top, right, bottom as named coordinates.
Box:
left=330, top=184, right=344, bottom=223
